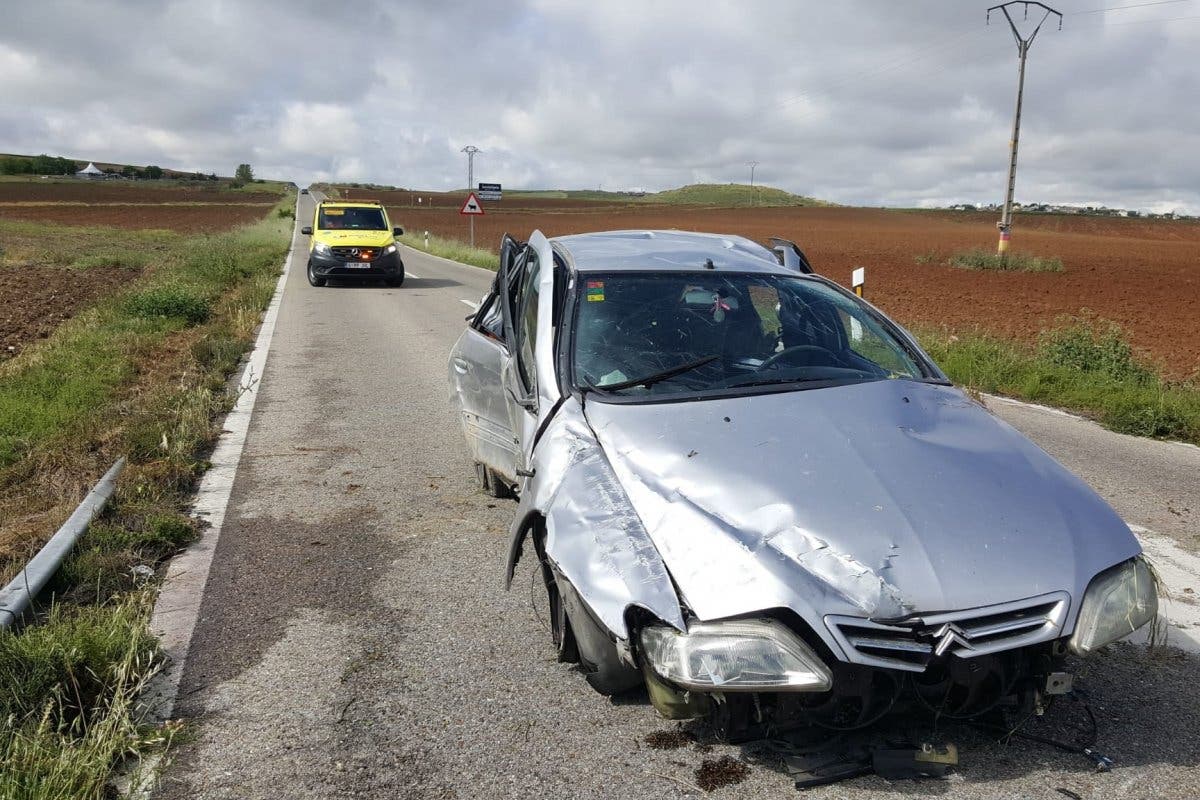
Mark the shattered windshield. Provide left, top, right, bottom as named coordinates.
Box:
left=572, top=272, right=930, bottom=398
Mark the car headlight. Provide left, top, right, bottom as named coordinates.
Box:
left=313, top=241, right=333, bottom=256
left=639, top=618, right=832, bottom=692
left=382, top=243, right=397, bottom=255
left=1069, top=556, right=1158, bottom=656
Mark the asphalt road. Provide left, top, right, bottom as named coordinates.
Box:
left=154, top=193, right=1200, bottom=799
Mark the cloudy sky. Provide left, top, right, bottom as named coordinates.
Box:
left=2, top=0, right=1198, bottom=211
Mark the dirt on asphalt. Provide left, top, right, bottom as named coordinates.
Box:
left=382, top=199, right=1200, bottom=378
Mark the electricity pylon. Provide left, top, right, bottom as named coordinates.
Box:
left=987, top=2, right=1061, bottom=255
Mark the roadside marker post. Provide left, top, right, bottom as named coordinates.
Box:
left=424, top=230, right=429, bottom=250
left=852, top=266, right=866, bottom=297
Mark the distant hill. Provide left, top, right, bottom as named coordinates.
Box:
left=647, top=183, right=831, bottom=207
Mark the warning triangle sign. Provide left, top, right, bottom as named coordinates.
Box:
left=459, top=192, right=485, bottom=215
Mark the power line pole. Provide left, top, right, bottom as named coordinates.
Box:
left=746, top=161, right=759, bottom=206
left=988, top=2, right=1061, bottom=255
left=461, top=145, right=480, bottom=247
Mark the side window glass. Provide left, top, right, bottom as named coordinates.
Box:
left=516, top=251, right=541, bottom=393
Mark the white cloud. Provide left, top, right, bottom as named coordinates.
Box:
left=0, top=0, right=1196, bottom=213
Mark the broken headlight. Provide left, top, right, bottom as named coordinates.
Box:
left=639, top=618, right=832, bottom=692
left=1069, top=556, right=1158, bottom=656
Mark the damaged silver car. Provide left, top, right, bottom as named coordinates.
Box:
left=448, top=229, right=1157, bottom=736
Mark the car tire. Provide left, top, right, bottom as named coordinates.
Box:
left=538, top=553, right=580, bottom=664
left=387, top=269, right=405, bottom=288
left=307, top=260, right=326, bottom=287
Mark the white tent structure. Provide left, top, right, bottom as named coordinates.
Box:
left=75, top=162, right=104, bottom=179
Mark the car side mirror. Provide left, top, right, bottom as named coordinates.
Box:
left=301, top=226, right=312, bottom=235
left=393, top=226, right=404, bottom=236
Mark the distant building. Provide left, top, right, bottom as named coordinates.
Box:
left=75, top=162, right=104, bottom=179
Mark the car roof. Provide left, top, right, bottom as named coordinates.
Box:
left=550, top=229, right=787, bottom=274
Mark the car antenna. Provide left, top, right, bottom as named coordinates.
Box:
left=704, top=258, right=716, bottom=270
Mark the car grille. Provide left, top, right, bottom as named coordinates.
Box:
left=825, top=592, right=1070, bottom=672
left=331, top=246, right=380, bottom=261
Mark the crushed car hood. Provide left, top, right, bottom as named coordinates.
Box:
left=584, top=379, right=1141, bottom=623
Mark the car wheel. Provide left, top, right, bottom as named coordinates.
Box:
left=307, top=260, right=326, bottom=287
left=538, top=552, right=580, bottom=664
left=387, top=269, right=405, bottom=288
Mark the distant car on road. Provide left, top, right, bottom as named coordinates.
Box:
left=300, top=199, right=404, bottom=287
left=447, top=228, right=1156, bottom=737
left=300, top=188, right=309, bottom=195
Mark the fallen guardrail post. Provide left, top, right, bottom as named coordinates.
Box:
left=0, top=457, right=126, bottom=629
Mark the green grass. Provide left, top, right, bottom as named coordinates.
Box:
left=0, top=194, right=293, bottom=794
left=0, top=207, right=290, bottom=470
left=918, top=317, right=1200, bottom=443
left=645, top=183, right=830, bottom=207
left=399, top=231, right=499, bottom=270
left=0, top=596, right=171, bottom=800
left=948, top=248, right=1064, bottom=273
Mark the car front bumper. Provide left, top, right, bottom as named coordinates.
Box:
left=309, top=249, right=404, bottom=278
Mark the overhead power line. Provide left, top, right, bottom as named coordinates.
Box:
left=1071, top=0, right=1190, bottom=15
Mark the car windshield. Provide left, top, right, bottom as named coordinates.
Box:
left=572, top=272, right=931, bottom=398
left=319, top=206, right=386, bottom=230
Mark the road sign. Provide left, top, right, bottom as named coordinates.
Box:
left=477, top=182, right=502, bottom=201
left=459, top=192, right=484, bottom=215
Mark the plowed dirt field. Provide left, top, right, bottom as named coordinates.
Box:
left=0, top=202, right=275, bottom=232
left=380, top=195, right=1200, bottom=378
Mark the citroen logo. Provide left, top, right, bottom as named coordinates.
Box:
left=931, top=622, right=974, bottom=657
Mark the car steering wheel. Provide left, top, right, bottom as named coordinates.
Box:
left=757, top=345, right=841, bottom=371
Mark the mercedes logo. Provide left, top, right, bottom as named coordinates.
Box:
left=350, top=248, right=360, bottom=257
left=931, top=622, right=974, bottom=657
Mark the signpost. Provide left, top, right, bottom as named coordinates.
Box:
left=477, top=182, right=502, bottom=201
left=460, top=191, right=484, bottom=246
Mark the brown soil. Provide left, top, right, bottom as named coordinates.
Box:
left=0, top=264, right=140, bottom=359
left=0, top=203, right=273, bottom=233
left=390, top=202, right=1200, bottom=378
left=0, top=182, right=279, bottom=204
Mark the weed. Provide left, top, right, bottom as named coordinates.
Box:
left=1037, top=314, right=1151, bottom=382
left=918, top=320, right=1200, bottom=444
left=125, top=286, right=212, bottom=325
left=398, top=232, right=500, bottom=270
left=949, top=248, right=1064, bottom=273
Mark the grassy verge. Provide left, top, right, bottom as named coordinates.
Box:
left=398, top=231, right=499, bottom=270
left=0, top=193, right=293, bottom=794
left=917, top=316, right=1200, bottom=444
left=947, top=247, right=1064, bottom=273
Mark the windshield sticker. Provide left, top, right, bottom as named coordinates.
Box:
left=323, top=208, right=345, bottom=215
left=586, top=281, right=605, bottom=302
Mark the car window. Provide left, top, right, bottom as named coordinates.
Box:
left=515, top=250, right=541, bottom=394
left=472, top=293, right=504, bottom=340
left=572, top=272, right=927, bottom=398
left=318, top=206, right=386, bottom=230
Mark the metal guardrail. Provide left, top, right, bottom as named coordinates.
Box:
left=0, top=457, right=126, bottom=629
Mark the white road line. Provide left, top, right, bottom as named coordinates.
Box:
left=406, top=270, right=421, bottom=279
left=142, top=193, right=300, bottom=723
left=459, top=299, right=479, bottom=310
